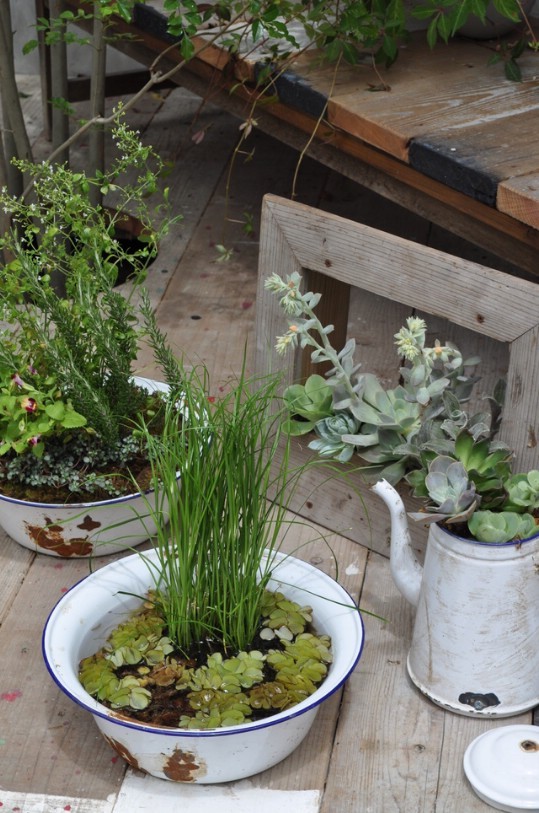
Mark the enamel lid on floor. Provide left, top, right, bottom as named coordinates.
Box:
left=463, top=725, right=539, bottom=812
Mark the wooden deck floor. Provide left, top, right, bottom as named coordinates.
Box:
left=0, top=77, right=535, bottom=812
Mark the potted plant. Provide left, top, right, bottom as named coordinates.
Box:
left=42, top=360, right=364, bottom=782
left=0, top=117, right=182, bottom=557
left=266, top=271, right=539, bottom=717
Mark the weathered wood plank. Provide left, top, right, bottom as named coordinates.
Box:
left=500, top=324, right=539, bottom=460
left=0, top=791, right=113, bottom=813
left=409, top=109, right=539, bottom=206
left=295, top=37, right=539, bottom=165
left=0, top=552, right=127, bottom=797
left=497, top=171, right=539, bottom=229
left=141, top=127, right=332, bottom=385
left=320, top=551, right=532, bottom=812
left=114, top=769, right=321, bottom=811
left=257, top=196, right=539, bottom=347
left=320, top=551, right=443, bottom=812
left=0, top=531, right=34, bottom=627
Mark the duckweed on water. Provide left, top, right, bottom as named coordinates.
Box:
left=79, top=589, right=332, bottom=730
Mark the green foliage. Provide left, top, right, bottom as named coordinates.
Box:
left=283, top=375, right=338, bottom=436
left=259, top=591, right=313, bottom=640
left=79, top=589, right=332, bottom=729
left=309, top=412, right=361, bottom=463
left=0, top=366, right=86, bottom=458
left=134, top=355, right=319, bottom=653
left=468, top=510, right=538, bottom=544
left=0, top=430, right=149, bottom=501
left=268, top=272, right=539, bottom=544
left=504, top=470, right=539, bottom=511
left=0, top=118, right=176, bottom=453
left=266, top=273, right=485, bottom=483
left=157, top=0, right=535, bottom=79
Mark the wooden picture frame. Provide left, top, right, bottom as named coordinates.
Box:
left=254, top=194, right=539, bottom=551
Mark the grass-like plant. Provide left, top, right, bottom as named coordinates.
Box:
left=135, top=360, right=304, bottom=654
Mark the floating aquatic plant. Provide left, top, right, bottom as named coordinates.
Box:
left=79, top=589, right=332, bottom=730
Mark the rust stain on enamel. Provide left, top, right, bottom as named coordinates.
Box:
left=25, top=516, right=94, bottom=556
left=163, top=747, right=206, bottom=782
left=77, top=514, right=101, bottom=531
left=102, top=735, right=143, bottom=772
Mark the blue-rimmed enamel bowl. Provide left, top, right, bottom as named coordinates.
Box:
left=43, top=549, right=364, bottom=782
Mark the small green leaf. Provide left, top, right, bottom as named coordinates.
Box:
left=504, top=58, right=522, bottom=82
left=61, top=410, right=88, bottom=428
left=22, top=39, right=39, bottom=55
left=45, top=402, right=66, bottom=421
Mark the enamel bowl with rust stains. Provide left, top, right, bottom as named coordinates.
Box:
left=0, top=377, right=171, bottom=558
left=42, top=550, right=364, bottom=783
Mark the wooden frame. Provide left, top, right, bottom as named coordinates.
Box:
left=254, top=194, right=539, bottom=551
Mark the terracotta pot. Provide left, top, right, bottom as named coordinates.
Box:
left=42, top=550, right=364, bottom=782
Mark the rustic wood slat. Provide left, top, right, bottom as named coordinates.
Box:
left=254, top=194, right=539, bottom=515
left=409, top=108, right=539, bottom=206
left=0, top=551, right=127, bottom=797
left=258, top=196, right=539, bottom=343
left=136, top=124, right=332, bottom=384
left=0, top=791, right=113, bottom=813
left=293, top=37, right=539, bottom=167
left=0, top=531, right=34, bottom=627
left=497, top=171, right=539, bottom=228
left=321, top=551, right=444, bottom=812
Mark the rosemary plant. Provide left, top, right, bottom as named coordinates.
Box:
left=0, top=117, right=174, bottom=449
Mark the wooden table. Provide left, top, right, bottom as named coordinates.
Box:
left=39, top=1, right=539, bottom=276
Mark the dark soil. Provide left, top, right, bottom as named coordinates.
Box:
left=0, top=456, right=155, bottom=505
left=110, top=630, right=283, bottom=727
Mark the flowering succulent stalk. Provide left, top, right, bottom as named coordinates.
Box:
left=267, top=273, right=484, bottom=482
left=265, top=272, right=362, bottom=407
left=267, top=272, right=539, bottom=543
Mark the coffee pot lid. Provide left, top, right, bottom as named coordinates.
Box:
left=464, top=725, right=539, bottom=812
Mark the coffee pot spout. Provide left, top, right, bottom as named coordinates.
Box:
left=371, top=479, right=423, bottom=607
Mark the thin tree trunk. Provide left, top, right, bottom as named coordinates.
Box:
left=0, top=118, right=10, bottom=263
left=88, top=2, right=106, bottom=207
left=0, top=0, right=33, bottom=195
left=49, top=0, right=69, bottom=165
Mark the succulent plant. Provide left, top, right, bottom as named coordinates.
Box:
left=268, top=272, right=539, bottom=546
left=408, top=456, right=478, bottom=524
left=282, top=375, right=334, bottom=436
left=309, top=413, right=361, bottom=463
left=467, top=510, right=538, bottom=544
left=504, top=471, right=539, bottom=512
left=267, top=276, right=485, bottom=480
